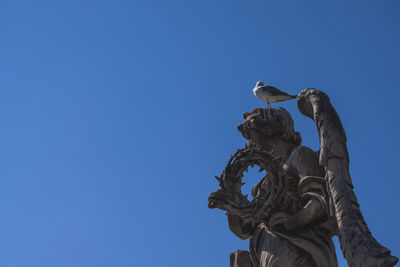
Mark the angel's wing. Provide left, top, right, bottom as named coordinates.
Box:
left=297, top=89, right=398, bottom=267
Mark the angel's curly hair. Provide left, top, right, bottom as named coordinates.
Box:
left=237, top=107, right=302, bottom=146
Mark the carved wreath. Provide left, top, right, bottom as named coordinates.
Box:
left=208, top=145, right=288, bottom=223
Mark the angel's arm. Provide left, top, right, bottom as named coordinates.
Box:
left=270, top=146, right=329, bottom=230
left=270, top=198, right=325, bottom=230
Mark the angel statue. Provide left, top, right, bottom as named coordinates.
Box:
left=208, top=87, right=398, bottom=267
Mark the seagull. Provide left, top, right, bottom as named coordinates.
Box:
left=252, top=81, right=297, bottom=108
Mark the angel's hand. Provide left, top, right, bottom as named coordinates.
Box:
left=269, top=212, right=298, bottom=231
left=236, top=205, right=267, bottom=225
left=237, top=211, right=256, bottom=224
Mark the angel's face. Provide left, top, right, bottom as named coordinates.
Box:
left=239, top=116, right=292, bottom=157
left=238, top=112, right=274, bottom=149
left=247, top=128, right=269, bottom=149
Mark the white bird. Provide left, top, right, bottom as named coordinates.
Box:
left=253, top=81, right=297, bottom=108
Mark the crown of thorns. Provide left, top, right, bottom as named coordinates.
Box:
left=208, top=145, right=288, bottom=221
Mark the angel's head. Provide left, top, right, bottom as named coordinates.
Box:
left=237, top=107, right=302, bottom=153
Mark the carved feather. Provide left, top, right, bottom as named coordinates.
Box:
left=297, top=89, right=398, bottom=267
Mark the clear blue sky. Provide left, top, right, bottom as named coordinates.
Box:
left=1, top=1, right=399, bottom=266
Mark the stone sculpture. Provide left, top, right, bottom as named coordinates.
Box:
left=208, top=88, right=398, bottom=267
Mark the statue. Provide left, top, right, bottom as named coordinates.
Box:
left=208, top=86, right=398, bottom=267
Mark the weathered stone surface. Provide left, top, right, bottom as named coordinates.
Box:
left=208, top=88, right=398, bottom=267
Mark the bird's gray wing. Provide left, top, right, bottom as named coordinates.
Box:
left=259, top=86, right=285, bottom=95
left=297, top=89, right=398, bottom=267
